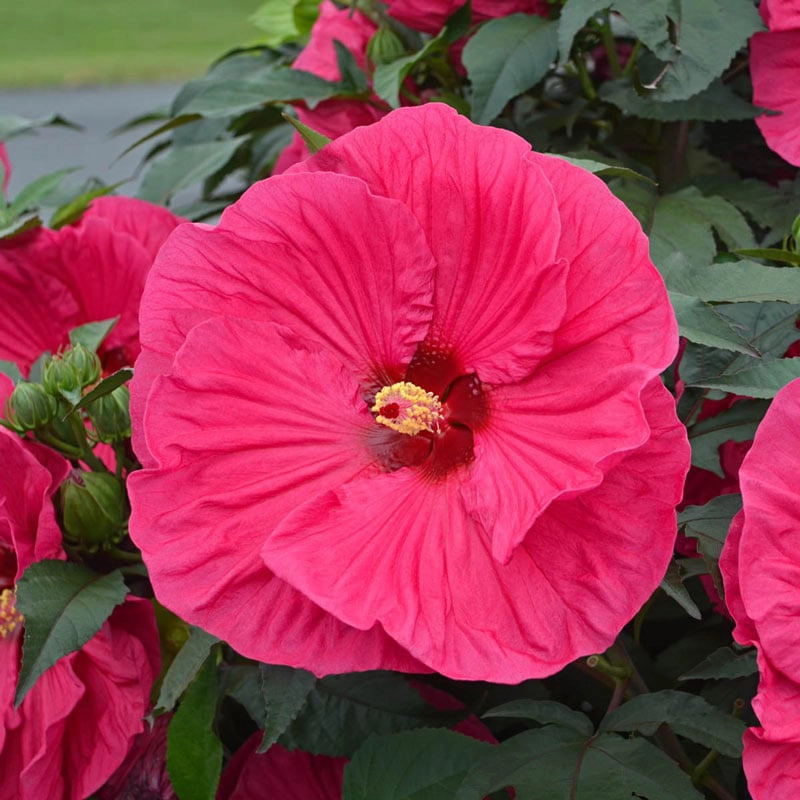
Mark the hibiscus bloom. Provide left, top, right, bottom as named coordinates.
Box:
left=0, top=422, right=160, bottom=800
left=720, top=377, right=800, bottom=800
left=385, top=0, right=549, bottom=35
left=274, top=1, right=382, bottom=174
left=129, top=104, right=688, bottom=682
left=750, top=0, right=800, bottom=166
left=0, top=196, right=182, bottom=375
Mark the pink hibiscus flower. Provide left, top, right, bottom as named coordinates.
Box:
left=275, top=1, right=383, bottom=173
left=385, top=0, right=549, bottom=35
left=129, top=104, right=688, bottom=682
left=720, top=377, right=800, bottom=800
left=0, top=196, right=182, bottom=376
left=0, top=143, right=10, bottom=197
left=0, top=424, right=160, bottom=800
left=750, top=0, right=800, bottom=166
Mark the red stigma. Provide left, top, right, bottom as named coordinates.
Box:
left=379, top=403, right=400, bottom=419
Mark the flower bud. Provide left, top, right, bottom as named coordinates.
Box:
left=367, top=26, right=406, bottom=66
left=42, top=354, right=82, bottom=399
left=87, top=385, right=131, bottom=443
left=60, top=470, right=127, bottom=547
left=64, top=343, right=102, bottom=388
left=3, top=382, right=57, bottom=432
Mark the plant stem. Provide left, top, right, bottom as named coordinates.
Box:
left=573, top=55, right=597, bottom=100
left=600, top=16, right=622, bottom=78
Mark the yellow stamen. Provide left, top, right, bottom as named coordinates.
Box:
left=0, top=588, right=23, bottom=639
left=371, top=381, right=443, bottom=436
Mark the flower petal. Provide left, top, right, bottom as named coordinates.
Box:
left=133, top=170, right=436, bottom=465
left=291, top=103, right=565, bottom=385
left=264, top=381, right=686, bottom=682
left=129, top=314, right=424, bottom=672
left=743, top=728, right=800, bottom=800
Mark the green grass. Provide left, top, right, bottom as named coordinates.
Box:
left=1, top=0, right=262, bottom=87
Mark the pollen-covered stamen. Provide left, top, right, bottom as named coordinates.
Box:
left=372, top=381, right=444, bottom=436
left=0, top=588, right=23, bottom=639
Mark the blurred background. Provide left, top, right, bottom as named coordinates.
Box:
left=0, top=0, right=259, bottom=194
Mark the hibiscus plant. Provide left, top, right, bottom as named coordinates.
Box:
left=1, top=1, right=799, bottom=799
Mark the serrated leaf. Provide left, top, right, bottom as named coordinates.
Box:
left=660, top=561, right=702, bottom=620
left=178, top=69, right=341, bottom=117
left=14, top=561, right=128, bottom=707
left=138, top=139, right=242, bottom=204
left=259, top=664, right=316, bottom=753
left=691, top=357, right=800, bottom=398
left=679, top=494, right=742, bottom=559
left=343, top=728, right=493, bottom=800
left=688, top=399, right=768, bottom=476
left=282, top=671, right=458, bottom=757
left=69, top=317, right=119, bottom=353
left=155, top=626, right=219, bottom=714
left=463, top=15, right=559, bottom=124
left=482, top=700, right=593, bottom=736
left=662, top=258, right=800, bottom=304
left=167, top=653, right=222, bottom=800
left=668, top=292, right=759, bottom=355
left=600, top=78, right=761, bottom=122
left=652, top=0, right=763, bottom=102
left=600, top=690, right=745, bottom=757
left=679, top=646, right=759, bottom=681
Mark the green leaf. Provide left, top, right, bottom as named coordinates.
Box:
left=138, top=139, right=243, bottom=204
left=736, top=247, right=800, bottom=266
left=69, top=317, right=119, bottom=353
left=662, top=258, right=800, bottom=304
left=343, top=728, right=493, bottom=800
left=49, top=181, right=127, bottom=229
left=553, top=154, right=655, bottom=184
left=8, top=168, right=77, bottom=217
left=258, top=664, right=316, bottom=753
left=649, top=188, right=755, bottom=271
left=0, top=360, right=24, bottom=384
left=600, top=690, right=745, bottom=757
left=689, top=357, right=800, bottom=397
left=155, top=626, right=219, bottom=714
left=178, top=70, right=341, bottom=118
left=650, top=0, right=764, bottom=102
left=679, top=646, right=759, bottom=681
left=167, top=653, right=223, bottom=800
left=668, top=292, right=759, bottom=355
left=557, top=0, right=608, bottom=62
left=250, top=0, right=320, bottom=45
left=77, top=369, right=133, bottom=410
left=599, top=79, right=761, bottom=122
left=679, top=493, right=742, bottom=559
left=463, top=15, right=559, bottom=125
left=334, top=40, right=369, bottom=94
left=660, top=560, right=702, bottom=620
left=688, top=399, right=768, bottom=476
left=14, top=561, right=128, bottom=707
left=282, top=671, right=459, bottom=757
left=482, top=700, right=593, bottom=736
left=282, top=114, right=332, bottom=154
left=116, top=114, right=204, bottom=160
left=0, top=113, right=82, bottom=140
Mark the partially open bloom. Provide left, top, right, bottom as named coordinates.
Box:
left=385, top=0, right=549, bottom=34
left=750, top=0, right=800, bottom=166
left=720, top=377, right=800, bottom=799
left=0, top=426, right=160, bottom=800
left=130, top=104, right=688, bottom=682
left=0, top=196, right=182, bottom=375
left=275, top=1, right=382, bottom=173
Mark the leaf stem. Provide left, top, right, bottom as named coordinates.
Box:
left=599, top=15, right=622, bottom=78
left=573, top=55, right=597, bottom=100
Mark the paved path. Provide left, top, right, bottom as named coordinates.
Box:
left=1, top=83, right=182, bottom=197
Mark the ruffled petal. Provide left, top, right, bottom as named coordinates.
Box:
left=743, top=728, right=800, bottom=800
left=129, top=315, right=423, bottom=672
left=759, top=0, right=800, bottom=33
left=290, top=104, right=564, bottom=385
left=386, top=0, right=548, bottom=34
left=719, top=511, right=757, bottom=646
left=751, top=29, right=800, bottom=167
left=133, top=170, right=436, bottom=465
left=264, top=381, right=686, bottom=682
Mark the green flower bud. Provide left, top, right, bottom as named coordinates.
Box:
left=367, top=26, right=406, bottom=66
left=60, top=470, right=127, bottom=547
left=42, top=354, right=82, bottom=399
left=87, top=385, right=131, bottom=443
left=3, top=382, right=58, bottom=432
left=64, top=343, right=102, bottom=388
